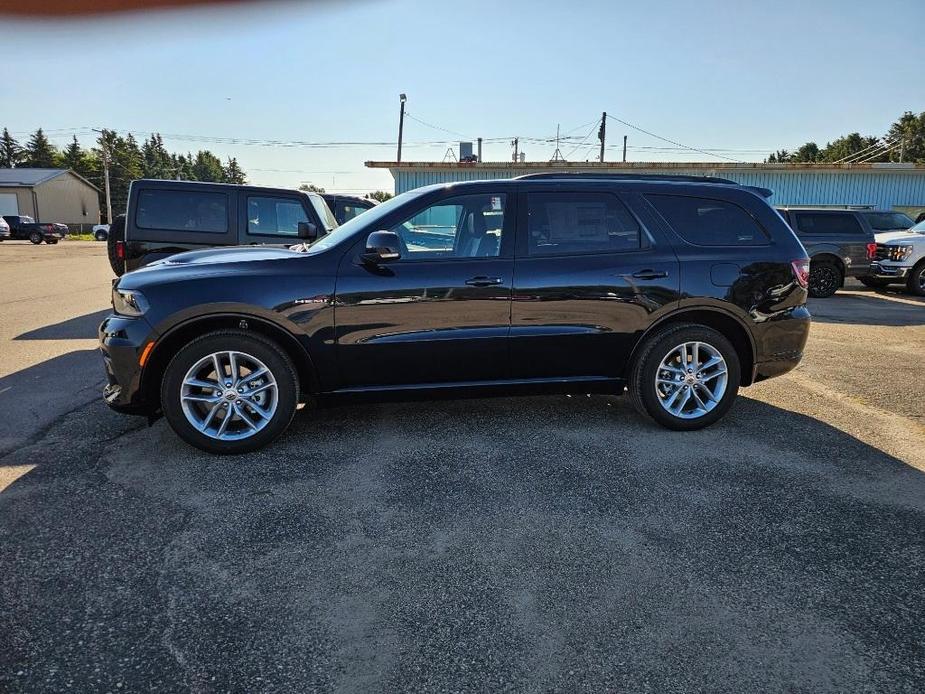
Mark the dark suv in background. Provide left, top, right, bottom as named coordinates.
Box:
left=100, top=174, right=811, bottom=454
left=113, top=180, right=338, bottom=274
left=776, top=208, right=877, bottom=297
left=321, top=194, right=376, bottom=225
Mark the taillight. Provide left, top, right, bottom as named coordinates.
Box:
left=791, top=258, right=810, bottom=289
left=115, top=240, right=125, bottom=260
left=866, top=242, right=877, bottom=260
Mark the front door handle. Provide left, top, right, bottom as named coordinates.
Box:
left=631, top=269, right=669, bottom=280
left=465, top=276, right=503, bottom=287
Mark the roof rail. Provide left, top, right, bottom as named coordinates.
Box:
left=513, top=171, right=773, bottom=198
left=514, top=172, right=740, bottom=185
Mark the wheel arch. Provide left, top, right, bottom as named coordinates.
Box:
left=810, top=251, right=845, bottom=275
left=627, top=308, right=757, bottom=387
left=140, top=313, right=319, bottom=411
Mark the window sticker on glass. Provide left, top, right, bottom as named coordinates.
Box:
left=490, top=196, right=502, bottom=211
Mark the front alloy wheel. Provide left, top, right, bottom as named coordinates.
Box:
left=808, top=262, right=841, bottom=298
left=161, top=331, right=298, bottom=454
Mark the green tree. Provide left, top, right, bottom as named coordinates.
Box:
left=191, top=150, right=225, bottom=182
left=61, top=135, right=97, bottom=182
left=791, top=142, right=821, bottom=162
left=368, top=190, right=393, bottom=202
left=22, top=128, right=59, bottom=168
left=886, top=111, right=925, bottom=163
left=298, top=183, right=326, bottom=193
left=821, top=133, right=881, bottom=163
left=766, top=149, right=792, bottom=163
left=0, top=128, right=24, bottom=168
left=223, top=157, right=246, bottom=184
left=141, top=133, right=173, bottom=179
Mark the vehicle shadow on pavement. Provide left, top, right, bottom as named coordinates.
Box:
left=2, top=391, right=923, bottom=691
left=809, top=290, right=925, bottom=326
left=13, top=309, right=110, bottom=341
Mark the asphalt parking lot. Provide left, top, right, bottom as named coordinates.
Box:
left=1, top=240, right=924, bottom=692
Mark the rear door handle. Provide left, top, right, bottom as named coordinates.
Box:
left=631, top=269, right=669, bottom=280
left=465, top=276, right=503, bottom=287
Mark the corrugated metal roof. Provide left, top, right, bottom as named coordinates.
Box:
left=367, top=162, right=925, bottom=208
left=0, top=168, right=68, bottom=186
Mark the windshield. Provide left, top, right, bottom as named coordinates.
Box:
left=864, top=212, right=914, bottom=231
left=910, top=219, right=925, bottom=233
left=302, top=189, right=429, bottom=255
left=308, top=194, right=338, bottom=232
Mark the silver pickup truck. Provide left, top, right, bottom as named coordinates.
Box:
left=776, top=208, right=878, bottom=298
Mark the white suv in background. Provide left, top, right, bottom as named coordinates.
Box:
left=863, top=217, right=925, bottom=296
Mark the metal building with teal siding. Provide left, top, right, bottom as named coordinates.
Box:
left=366, top=161, right=925, bottom=215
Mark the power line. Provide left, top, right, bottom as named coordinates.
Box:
left=606, top=113, right=743, bottom=162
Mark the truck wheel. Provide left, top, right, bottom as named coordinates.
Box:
left=45, top=238, right=58, bottom=245
left=95, top=230, right=108, bottom=242
left=859, top=276, right=890, bottom=289
left=29, top=231, right=43, bottom=245
left=808, top=261, right=841, bottom=298
left=906, top=262, right=925, bottom=297
left=628, top=324, right=740, bottom=431
left=106, top=214, right=126, bottom=276
left=160, top=330, right=299, bottom=455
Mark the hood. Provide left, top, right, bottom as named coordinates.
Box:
left=146, top=244, right=302, bottom=268
left=875, top=230, right=924, bottom=244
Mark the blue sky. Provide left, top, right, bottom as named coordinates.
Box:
left=3, top=0, right=923, bottom=193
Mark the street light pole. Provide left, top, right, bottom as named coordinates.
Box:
left=397, top=93, right=407, bottom=163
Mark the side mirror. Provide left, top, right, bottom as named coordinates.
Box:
left=297, top=221, right=319, bottom=241
left=362, top=230, right=401, bottom=264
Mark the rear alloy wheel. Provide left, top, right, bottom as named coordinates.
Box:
left=906, top=262, right=925, bottom=297
left=95, top=230, right=108, bottom=242
left=29, top=231, right=42, bottom=244
left=808, top=261, right=841, bottom=298
left=629, top=324, right=740, bottom=431
left=161, top=331, right=298, bottom=454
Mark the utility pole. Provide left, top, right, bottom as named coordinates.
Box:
left=511, top=137, right=519, bottom=163
left=598, top=111, right=606, bottom=163
left=93, top=128, right=113, bottom=224
left=622, top=135, right=628, bottom=163
left=477, top=137, right=482, bottom=162
left=397, top=93, right=407, bottom=162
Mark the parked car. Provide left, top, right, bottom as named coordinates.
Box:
left=858, top=210, right=914, bottom=234
left=93, top=223, right=110, bottom=241
left=100, top=174, right=811, bottom=454
left=321, top=194, right=376, bottom=225
left=113, top=180, right=338, bottom=275
left=861, top=218, right=925, bottom=295
left=2, top=215, right=68, bottom=244
left=776, top=208, right=876, bottom=298
left=0, top=216, right=10, bottom=240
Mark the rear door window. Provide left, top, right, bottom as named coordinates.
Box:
left=792, top=213, right=864, bottom=235
left=526, top=191, right=641, bottom=256
left=246, top=196, right=308, bottom=237
left=136, top=190, right=228, bottom=233
left=646, top=195, right=768, bottom=246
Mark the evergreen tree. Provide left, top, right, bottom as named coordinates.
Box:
left=61, top=135, right=97, bottom=181
left=368, top=190, right=393, bottom=202
left=191, top=150, right=225, bottom=182
left=22, top=128, right=59, bottom=168
left=142, top=133, right=172, bottom=179
left=886, top=111, right=925, bottom=163
left=222, top=157, right=246, bottom=184
left=0, top=128, right=24, bottom=168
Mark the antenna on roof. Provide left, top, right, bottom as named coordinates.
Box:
left=550, top=124, right=566, bottom=162
left=442, top=147, right=458, bottom=163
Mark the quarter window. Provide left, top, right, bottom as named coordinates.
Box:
left=526, top=192, right=641, bottom=256
left=247, top=196, right=308, bottom=236
left=647, top=195, right=768, bottom=246
left=793, top=213, right=864, bottom=235
left=136, top=190, right=228, bottom=233
left=391, top=194, right=507, bottom=260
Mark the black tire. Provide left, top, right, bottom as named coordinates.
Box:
left=45, top=238, right=58, bottom=245
left=808, top=261, right=842, bottom=298
left=906, top=262, right=925, bottom=297
left=859, top=276, right=891, bottom=289
left=29, top=231, right=42, bottom=245
left=161, top=330, right=299, bottom=454
left=107, top=214, right=126, bottom=277
left=628, top=323, right=741, bottom=431
left=95, top=230, right=108, bottom=242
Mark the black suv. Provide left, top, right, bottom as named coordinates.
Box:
left=99, top=175, right=811, bottom=454
left=116, top=180, right=338, bottom=274
left=776, top=208, right=877, bottom=298
left=321, top=194, right=376, bottom=225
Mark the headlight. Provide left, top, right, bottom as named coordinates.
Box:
left=112, top=287, right=149, bottom=317
left=887, top=245, right=914, bottom=262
